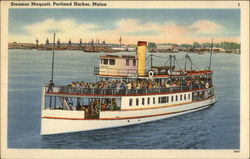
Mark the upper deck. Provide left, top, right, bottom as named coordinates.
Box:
left=45, top=70, right=213, bottom=97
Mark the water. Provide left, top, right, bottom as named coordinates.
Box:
left=8, top=49, right=240, bottom=149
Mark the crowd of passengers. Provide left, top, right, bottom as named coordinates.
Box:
left=67, top=76, right=212, bottom=90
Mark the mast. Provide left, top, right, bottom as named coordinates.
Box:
left=119, top=35, right=122, bottom=47
left=208, top=38, right=213, bottom=70
left=173, top=55, right=176, bottom=68
left=150, top=54, right=153, bottom=70
left=50, top=33, right=56, bottom=85
left=184, top=54, right=187, bottom=71
left=48, top=33, right=55, bottom=108
left=169, top=54, right=173, bottom=75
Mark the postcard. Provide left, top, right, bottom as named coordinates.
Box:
left=1, top=1, right=249, bottom=159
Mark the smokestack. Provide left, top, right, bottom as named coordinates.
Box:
left=137, top=41, right=147, bottom=76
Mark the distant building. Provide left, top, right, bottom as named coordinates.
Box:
left=8, top=42, right=35, bottom=49
left=46, top=38, right=49, bottom=47
left=157, top=44, right=173, bottom=52
left=157, top=44, right=173, bottom=50
left=90, top=39, right=94, bottom=46
left=68, top=39, right=71, bottom=47
left=79, top=39, right=82, bottom=47
left=57, top=38, right=60, bottom=47
left=212, top=47, right=225, bottom=52
left=36, top=38, right=39, bottom=47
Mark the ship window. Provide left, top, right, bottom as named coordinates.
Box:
left=167, top=96, right=169, bottom=103
left=188, top=94, right=190, bottom=99
left=171, top=96, right=174, bottom=102
left=104, top=59, right=108, bottom=65
left=148, top=97, right=150, bottom=105
left=176, top=95, right=178, bottom=101
left=158, top=97, right=161, bottom=104
left=133, top=59, right=136, bottom=66
left=110, top=59, right=115, bottom=65
left=184, top=94, right=186, bottom=100
left=129, top=99, right=133, bottom=106
left=142, top=98, right=145, bottom=105
left=180, top=95, right=182, bottom=101
left=136, top=98, right=139, bottom=106
left=126, top=59, right=129, bottom=66
left=161, top=97, right=167, bottom=103
left=153, top=97, right=155, bottom=104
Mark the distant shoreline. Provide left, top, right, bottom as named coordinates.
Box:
left=8, top=42, right=241, bottom=54
left=8, top=48, right=240, bottom=55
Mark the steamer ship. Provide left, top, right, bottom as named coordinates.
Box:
left=41, top=40, right=216, bottom=135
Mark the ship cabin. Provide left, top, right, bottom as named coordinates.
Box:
left=43, top=41, right=215, bottom=119
left=94, top=54, right=138, bottom=77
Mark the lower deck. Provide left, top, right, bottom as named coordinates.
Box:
left=42, top=87, right=215, bottom=119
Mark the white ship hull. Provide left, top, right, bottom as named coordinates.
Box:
left=41, top=96, right=216, bottom=135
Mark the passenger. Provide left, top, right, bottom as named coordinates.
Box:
left=136, top=82, right=140, bottom=89
left=186, top=80, right=191, bottom=89
left=80, top=82, right=85, bottom=88
left=103, top=81, right=108, bottom=89
left=111, top=99, right=118, bottom=110
left=132, top=81, right=136, bottom=89
left=148, top=82, right=152, bottom=89
left=111, top=81, right=116, bottom=88
left=106, top=103, right=111, bottom=110
left=152, top=81, right=155, bottom=88
left=127, top=82, right=132, bottom=89
left=172, top=83, right=177, bottom=87
left=76, top=81, right=80, bottom=88
left=116, top=81, right=121, bottom=89
left=200, top=80, right=205, bottom=86
left=95, top=101, right=100, bottom=113
left=89, top=83, right=92, bottom=88
left=165, top=83, right=171, bottom=88
left=101, top=104, right=107, bottom=110
left=71, top=82, right=76, bottom=87
left=108, top=81, right=112, bottom=88
left=157, top=82, right=161, bottom=88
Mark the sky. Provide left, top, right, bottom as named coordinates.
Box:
left=9, top=9, right=240, bottom=44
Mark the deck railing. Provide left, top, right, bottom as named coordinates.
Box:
left=45, top=83, right=212, bottom=96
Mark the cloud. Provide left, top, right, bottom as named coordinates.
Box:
left=19, top=19, right=99, bottom=42
left=190, top=20, right=222, bottom=33
left=9, top=18, right=237, bottom=44
left=161, top=21, right=190, bottom=36
left=115, top=18, right=161, bottom=34
left=111, top=19, right=225, bottom=43
left=24, top=19, right=98, bottom=34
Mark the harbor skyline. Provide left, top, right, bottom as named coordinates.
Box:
left=9, top=9, right=240, bottom=44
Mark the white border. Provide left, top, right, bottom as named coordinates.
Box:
left=1, top=1, right=249, bottom=159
